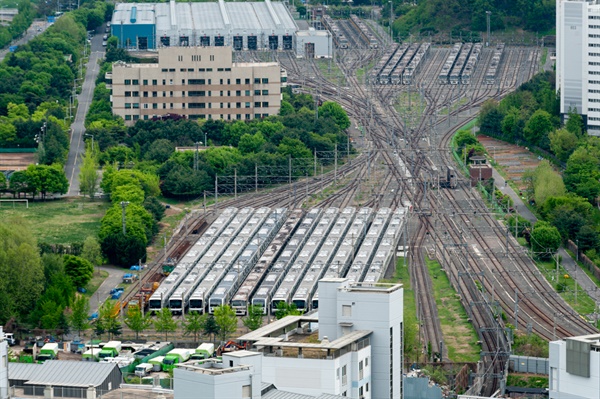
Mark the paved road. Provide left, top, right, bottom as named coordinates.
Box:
left=0, top=19, right=48, bottom=62
left=492, top=167, right=600, bottom=305
left=89, top=265, right=126, bottom=314
left=65, top=27, right=106, bottom=196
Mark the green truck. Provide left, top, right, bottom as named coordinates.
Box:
left=148, top=356, right=165, bottom=372
left=37, top=343, right=59, bottom=363
left=162, top=349, right=191, bottom=371
left=98, top=341, right=122, bottom=360
left=190, top=343, right=214, bottom=360
left=82, top=349, right=100, bottom=362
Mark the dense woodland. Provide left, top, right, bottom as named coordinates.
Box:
left=459, top=72, right=600, bottom=269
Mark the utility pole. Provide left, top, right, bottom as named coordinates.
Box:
left=120, top=201, right=130, bottom=235
left=486, top=11, right=492, bottom=47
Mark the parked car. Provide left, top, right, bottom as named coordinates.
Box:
left=102, top=41, right=107, bottom=47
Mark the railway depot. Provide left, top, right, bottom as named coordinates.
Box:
left=146, top=206, right=409, bottom=317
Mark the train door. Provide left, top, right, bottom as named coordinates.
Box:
left=137, top=36, right=148, bottom=50
left=282, top=35, right=292, bottom=50
left=268, top=35, right=278, bottom=50
left=179, top=36, right=189, bottom=46
left=233, top=36, right=243, bottom=50
left=304, top=42, right=315, bottom=59
left=214, top=36, right=224, bottom=46
left=160, top=35, right=170, bottom=47
left=247, top=35, right=257, bottom=50
left=200, top=36, right=210, bottom=46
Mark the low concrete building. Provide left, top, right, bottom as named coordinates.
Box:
left=549, top=333, right=600, bottom=398
left=8, top=361, right=121, bottom=398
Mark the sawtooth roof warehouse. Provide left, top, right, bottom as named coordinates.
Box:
left=111, top=0, right=299, bottom=51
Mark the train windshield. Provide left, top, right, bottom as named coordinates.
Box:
left=292, top=300, right=306, bottom=311
left=169, top=300, right=182, bottom=308
left=149, top=299, right=161, bottom=309
left=231, top=300, right=245, bottom=308
left=189, top=299, right=202, bottom=309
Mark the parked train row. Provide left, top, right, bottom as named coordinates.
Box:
left=485, top=43, right=505, bottom=85
left=370, top=42, right=430, bottom=85
left=438, top=43, right=462, bottom=84
left=349, top=15, right=378, bottom=49
left=322, top=15, right=348, bottom=49
left=149, top=206, right=409, bottom=317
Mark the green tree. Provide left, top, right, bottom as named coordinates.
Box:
left=549, top=128, right=579, bottom=162
left=154, top=307, right=178, bottom=341
left=124, top=307, right=152, bottom=340
left=577, top=225, right=600, bottom=252
left=0, top=221, right=44, bottom=324
left=529, top=160, right=566, bottom=206
left=530, top=221, right=562, bottom=259
left=98, top=301, right=123, bottom=340
left=523, top=109, right=553, bottom=146
left=274, top=302, right=302, bottom=320
left=63, top=255, right=94, bottom=288
left=242, top=305, right=264, bottom=331
left=25, top=164, right=68, bottom=199
left=319, top=101, right=350, bottom=130
left=111, top=183, right=145, bottom=204
left=69, top=294, right=90, bottom=337
left=81, top=236, right=103, bottom=269
left=566, top=111, right=584, bottom=136
left=213, top=305, right=237, bottom=342
left=182, top=311, right=205, bottom=343
left=79, top=145, right=100, bottom=200
left=0, top=172, right=6, bottom=192
left=238, top=132, right=266, bottom=155
left=203, top=314, right=219, bottom=343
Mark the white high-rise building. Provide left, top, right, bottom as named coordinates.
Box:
left=557, top=0, right=600, bottom=135
left=0, top=327, right=8, bottom=399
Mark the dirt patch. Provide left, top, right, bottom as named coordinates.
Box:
left=0, top=152, right=35, bottom=171
left=477, top=135, right=541, bottom=191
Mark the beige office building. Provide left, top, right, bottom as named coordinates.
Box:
left=107, top=46, right=282, bottom=124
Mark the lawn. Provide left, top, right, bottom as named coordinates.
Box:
left=0, top=198, right=110, bottom=245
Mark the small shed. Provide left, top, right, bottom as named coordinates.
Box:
left=469, top=155, right=493, bottom=187
left=9, top=361, right=121, bottom=398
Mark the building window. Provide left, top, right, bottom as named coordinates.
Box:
left=245, top=78, right=250, bottom=84
left=262, top=90, right=269, bottom=95
left=143, top=104, right=148, bottom=109
left=125, top=103, right=131, bottom=109
left=143, top=115, right=148, bottom=120
left=180, top=68, right=186, bottom=72
left=236, top=102, right=241, bottom=108
left=163, top=104, right=166, bottom=109
left=236, top=114, right=241, bottom=120
left=220, top=103, right=224, bottom=109
left=341, top=365, right=347, bottom=385
left=220, top=90, right=224, bottom=96
left=359, top=360, right=364, bottom=380
left=143, top=92, right=148, bottom=97
left=227, top=90, right=231, bottom=96
left=210, top=55, right=215, bottom=61
left=255, top=102, right=261, bottom=108
left=153, top=92, right=158, bottom=97
left=188, top=103, right=206, bottom=109
left=162, top=79, right=166, bottom=85
left=124, top=79, right=131, bottom=85
left=178, top=55, right=183, bottom=61
left=125, top=115, right=131, bottom=120
left=182, top=79, right=186, bottom=85
left=220, top=79, right=224, bottom=84
left=132, top=79, right=139, bottom=85
left=133, top=115, right=139, bottom=120
left=182, top=91, right=186, bottom=97
left=245, top=114, right=250, bottom=120
left=132, top=91, right=139, bottom=97
left=255, top=113, right=261, bottom=119
left=125, top=91, right=131, bottom=97
left=236, top=90, right=241, bottom=96
left=153, top=103, right=158, bottom=109
left=142, top=79, right=148, bottom=85
left=245, top=90, right=251, bottom=96
left=188, top=68, right=194, bottom=72
left=262, top=102, right=269, bottom=107
left=152, top=79, right=157, bottom=85
left=217, top=68, right=224, bottom=72
left=170, top=103, right=173, bottom=109
left=254, top=89, right=261, bottom=95
left=133, top=103, right=139, bottom=109
left=342, top=305, right=351, bottom=317
left=169, top=79, right=173, bottom=85
left=262, top=113, right=268, bottom=118
left=254, top=78, right=260, bottom=84
left=161, top=68, right=168, bottom=72
left=236, top=78, right=241, bottom=84
left=170, top=91, right=173, bottom=97
left=262, top=78, right=268, bottom=84
left=245, top=102, right=251, bottom=108
left=188, top=79, right=206, bottom=85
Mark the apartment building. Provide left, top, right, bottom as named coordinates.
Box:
left=107, top=46, right=282, bottom=125
left=557, top=0, right=600, bottom=135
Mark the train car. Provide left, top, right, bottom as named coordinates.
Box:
left=369, top=44, right=399, bottom=83
left=449, top=43, right=473, bottom=85
left=345, top=208, right=392, bottom=284
left=380, top=43, right=408, bottom=84
left=231, top=210, right=302, bottom=316
left=349, top=15, right=378, bottom=49
left=445, top=166, right=457, bottom=189
left=311, top=207, right=374, bottom=309
left=251, top=208, right=323, bottom=315
left=186, top=208, right=263, bottom=314
left=485, top=43, right=505, bottom=85
left=291, top=207, right=356, bottom=312
left=438, top=43, right=462, bottom=85
left=402, top=42, right=430, bottom=85
left=322, top=15, right=348, bottom=49
left=270, top=208, right=338, bottom=312
left=391, top=43, right=419, bottom=85
left=148, top=208, right=238, bottom=313
left=207, top=208, right=286, bottom=314
left=362, top=207, right=408, bottom=284
left=461, top=42, right=482, bottom=85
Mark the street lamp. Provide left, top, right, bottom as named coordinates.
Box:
left=84, top=133, right=95, bottom=153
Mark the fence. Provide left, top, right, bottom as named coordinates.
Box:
left=567, top=239, right=600, bottom=282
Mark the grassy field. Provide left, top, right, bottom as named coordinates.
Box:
left=84, top=270, right=109, bottom=298
left=0, top=198, right=110, bottom=245
left=425, top=256, right=480, bottom=362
